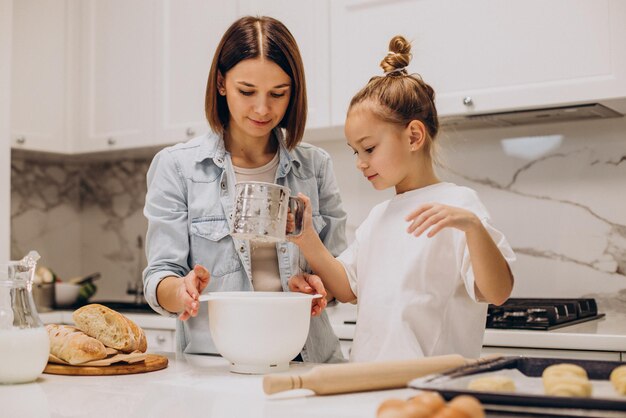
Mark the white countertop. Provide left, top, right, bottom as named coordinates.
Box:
left=3, top=352, right=419, bottom=418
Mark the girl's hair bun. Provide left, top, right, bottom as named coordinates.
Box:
left=380, top=35, right=412, bottom=75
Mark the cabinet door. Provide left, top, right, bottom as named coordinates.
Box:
left=154, top=1, right=237, bottom=146
left=144, top=329, right=175, bottom=352
left=11, top=0, right=73, bottom=153
left=77, top=0, right=156, bottom=152
left=330, top=0, right=626, bottom=124
left=238, top=0, right=331, bottom=130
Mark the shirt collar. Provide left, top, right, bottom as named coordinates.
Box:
left=194, top=129, right=302, bottom=174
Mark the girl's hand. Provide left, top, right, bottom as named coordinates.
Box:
left=287, top=193, right=316, bottom=246
left=177, top=264, right=210, bottom=321
left=288, top=273, right=328, bottom=317
left=405, top=203, right=481, bottom=237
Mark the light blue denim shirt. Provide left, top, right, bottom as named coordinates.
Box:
left=143, top=129, right=347, bottom=363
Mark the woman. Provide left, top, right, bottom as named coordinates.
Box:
left=143, top=16, right=347, bottom=363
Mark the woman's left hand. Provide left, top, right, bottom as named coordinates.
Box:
left=288, top=273, right=328, bottom=316
left=405, top=203, right=480, bottom=237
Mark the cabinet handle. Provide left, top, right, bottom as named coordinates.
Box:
left=16, top=136, right=26, bottom=145
left=186, top=128, right=195, bottom=138
left=156, top=335, right=166, bottom=343
left=107, top=137, right=116, bottom=146
left=463, top=96, right=474, bottom=107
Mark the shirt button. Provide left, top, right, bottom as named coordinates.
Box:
left=221, top=182, right=226, bottom=190
left=239, top=246, right=245, bottom=253
left=280, top=247, right=287, bottom=254
left=216, top=158, right=223, bottom=164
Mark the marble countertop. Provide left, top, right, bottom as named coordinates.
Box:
left=4, top=352, right=420, bottom=418
left=4, top=352, right=545, bottom=418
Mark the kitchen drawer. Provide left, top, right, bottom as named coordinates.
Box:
left=481, top=346, right=621, bottom=361
left=144, top=329, right=175, bottom=353
left=339, top=339, right=352, bottom=360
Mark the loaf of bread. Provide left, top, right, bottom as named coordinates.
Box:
left=46, top=324, right=108, bottom=365
left=72, top=304, right=147, bottom=353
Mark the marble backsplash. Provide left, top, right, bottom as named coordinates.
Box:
left=11, top=154, right=152, bottom=301
left=10, top=116, right=626, bottom=314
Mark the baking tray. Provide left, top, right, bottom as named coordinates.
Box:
left=409, top=356, right=626, bottom=416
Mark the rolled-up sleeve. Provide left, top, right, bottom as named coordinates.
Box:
left=143, top=149, right=190, bottom=317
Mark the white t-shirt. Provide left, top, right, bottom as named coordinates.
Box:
left=337, top=182, right=515, bottom=362
left=233, top=153, right=282, bottom=292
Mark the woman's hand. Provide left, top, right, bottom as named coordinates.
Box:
left=177, top=264, right=210, bottom=321
left=405, top=203, right=481, bottom=237
left=288, top=273, right=328, bottom=317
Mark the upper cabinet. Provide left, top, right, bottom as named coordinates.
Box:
left=237, top=0, right=331, bottom=130
left=11, top=0, right=76, bottom=153
left=10, top=1, right=626, bottom=153
left=76, top=0, right=156, bottom=153
left=155, top=0, right=237, bottom=146
left=11, top=0, right=236, bottom=154
left=330, top=0, right=626, bottom=125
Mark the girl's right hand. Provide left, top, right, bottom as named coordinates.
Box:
left=177, top=264, right=210, bottom=321
left=287, top=193, right=316, bottom=246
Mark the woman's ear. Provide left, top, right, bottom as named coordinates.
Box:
left=407, top=120, right=427, bottom=151
left=217, top=71, right=226, bottom=96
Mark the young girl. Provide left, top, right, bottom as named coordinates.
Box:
left=143, top=16, right=346, bottom=363
left=289, top=35, right=515, bottom=362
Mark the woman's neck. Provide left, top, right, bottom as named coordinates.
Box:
left=224, top=125, right=278, bottom=168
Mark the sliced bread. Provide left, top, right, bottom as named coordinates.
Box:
left=46, top=324, right=108, bottom=365
left=72, top=304, right=146, bottom=353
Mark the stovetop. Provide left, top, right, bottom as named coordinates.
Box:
left=487, top=298, right=605, bottom=331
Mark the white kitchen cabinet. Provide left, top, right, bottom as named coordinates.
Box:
left=237, top=0, right=331, bottom=129
left=154, top=1, right=236, bottom=146
left=10, top=0, right=77, bottom=153
left=330, top=0, right=626, bottom=125
left=339, top=339, right=352, bottom=359
left=144, top=328, right=175, bottom=353
left=76, top=0, right=157, bottom=153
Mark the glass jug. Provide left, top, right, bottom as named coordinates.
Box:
left=0, top=251, right=50, bottom=384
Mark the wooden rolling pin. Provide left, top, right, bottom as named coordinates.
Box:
left=263, top=354, right=469, bottom=395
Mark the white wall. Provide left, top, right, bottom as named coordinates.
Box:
left=0, top=0, right=12, bottom=261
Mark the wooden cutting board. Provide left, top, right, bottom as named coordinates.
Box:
left=43, top=354, right=168, bottom=376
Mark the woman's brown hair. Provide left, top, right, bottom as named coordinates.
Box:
left=349, top=35, right=440, bottom=160
left=205, top=16, right=307, bottom=150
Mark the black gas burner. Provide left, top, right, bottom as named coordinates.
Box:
left=486, top=298, right=605, bottom=330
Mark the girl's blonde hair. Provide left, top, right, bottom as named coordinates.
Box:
left=348, top=35, right=439, bottom=161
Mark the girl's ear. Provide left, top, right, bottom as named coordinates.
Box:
left=217, top=71, right=226, bottom=96
left=407, top=120, right=427, bottom=151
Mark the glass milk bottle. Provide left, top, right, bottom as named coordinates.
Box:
left=0, top=251, right=50, bottom=384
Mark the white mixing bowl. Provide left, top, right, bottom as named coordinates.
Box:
left=199, top=291, right=320, bottom=374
